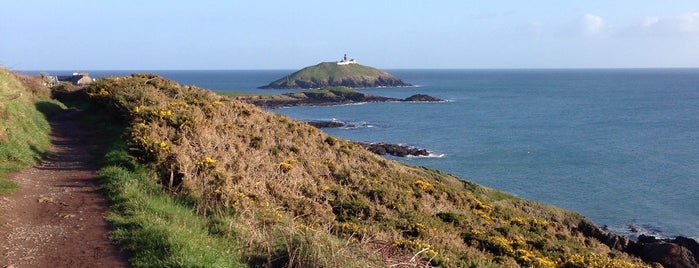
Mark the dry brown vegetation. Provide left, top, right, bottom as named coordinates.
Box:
left=82, top=74, right=648, bottom=267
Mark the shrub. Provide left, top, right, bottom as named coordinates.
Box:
left=79, top=74, right=650, bottom=267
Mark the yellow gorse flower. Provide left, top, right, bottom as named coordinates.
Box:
left=203, top=156, right=216, bottom=165
left=159, top=109, right=173, bottom=117
left=414, top=179, right=432, bottom=190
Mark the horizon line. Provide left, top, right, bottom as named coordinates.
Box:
left=14, top=66, right=699, bottom=72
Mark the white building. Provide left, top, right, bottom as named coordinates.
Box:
left=337, top=54, right=357, bottom=65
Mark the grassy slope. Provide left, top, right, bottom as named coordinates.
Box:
left=0, top=68, right=63, bottom=195
left=79, top=106, right=246, bottom=267
left=265, top=62, right=399, bottom=88
left=81, top=74, right=648, bottom=267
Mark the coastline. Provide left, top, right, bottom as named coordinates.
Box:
left=28, top=69, right=698, bottom=266
left=50, top=69, right=698, bottom=241
left=236, top=87, right=443, bottom=109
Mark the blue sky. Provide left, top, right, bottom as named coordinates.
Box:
left=1, top=1, right=698, bottom=70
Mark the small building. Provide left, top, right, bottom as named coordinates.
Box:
left=55, top=72, right=94, bottom=86
left=337, top=54, right=357, bottom=65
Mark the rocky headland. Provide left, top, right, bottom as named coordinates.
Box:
left=305, top=121, right=431, bottom=157
left=240, top=86, right=443, bottom=108
left=356, top=142, right=430, bottom=157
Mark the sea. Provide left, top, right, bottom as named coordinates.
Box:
left=44, top=69, right=699, bottom=240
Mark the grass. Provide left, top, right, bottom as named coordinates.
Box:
left=264, top=62, right=395, bottom=88
left=75, top=73, right=649, bottom=267
left=81, top=102, right=247, bottom=267
left=0, top=68, right=64, bottom=195
left=0, top=69, right=653, bottom=267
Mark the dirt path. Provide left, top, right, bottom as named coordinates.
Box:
left=0, top=109, right=129, bottom=267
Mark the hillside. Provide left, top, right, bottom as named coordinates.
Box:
left=0, top=68, right=62, bottom=194
left=259, top=62, right=412, bottom=89
left=75, top=73, right=655, bottom=267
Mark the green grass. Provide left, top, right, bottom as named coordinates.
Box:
left=82, top=104, right=246, bottom=267
left=0, top=68, right=64, bottom=195
left=78, top=74, right=650, bottom=267
left=265, top=62, right=386, bottom=88
left=297, top=62, right=378, bottom=78
left=0, top=171, right=20, bottom=195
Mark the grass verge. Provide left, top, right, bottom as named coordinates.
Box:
left=0, top=68, right=64, bottom=195
left=82, top=104, right=246, bottom=267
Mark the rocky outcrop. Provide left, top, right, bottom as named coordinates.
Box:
left=306, top=120, right=347, bottom=128
left=304, top=121, right=431, bottom=157
left=404, top=94, right=443, bottom=102
left=259, top=62, right=412, bottom=89
left=241, top=87, right=443, bottom=108
left=356, top=142, right=429, bottom=157
left=577, top=221, right=699, bottom=268
left=629, top=235, right=699, bottom=268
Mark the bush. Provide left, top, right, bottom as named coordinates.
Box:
left=79, top=74, right=649, bottom=267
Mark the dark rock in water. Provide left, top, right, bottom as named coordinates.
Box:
left=241, top=86, right=443, bottom=108
left=629, top=225, right=640, bottom=233
left=404, top=94, right=443, bottom=102
left=356, top=142, right=429, bottom=157
left=307, top=120, right=346, bottom=128
left=638, top=234, right=661, bottom=243
left=577, top=221, right=699, bottom=268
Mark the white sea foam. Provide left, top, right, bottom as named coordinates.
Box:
left=603, top=222, right=666, bottom=240
left=407, top=153, right=445, bottom=159
left=340, top=121, right=375, bottom=129
left=335, top=102, right=367, bottom=107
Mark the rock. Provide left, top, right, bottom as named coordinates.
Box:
left=673, top=236, right=699, bottom=264
left=242, top=87, right=443, bottom=108
left=307, top=121, right=346, bottom=128
left=357, top=142, right=430, bottom=157
left=637, top=242, right=698, bottom=268
left=403, top=94, right=443, bottom=102
left=577, top=221, right=699, bottom=268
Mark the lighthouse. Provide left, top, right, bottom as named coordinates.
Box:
left=337, top=54, right=357, bottom=65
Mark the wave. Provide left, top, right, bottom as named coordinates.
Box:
left=334, top=102, right=368, bottom=107
left=602, top=222, right=665, bottom=240
left=407, top=153, right=445, bottom=159
left=341, top=121, right=375, bottom=129
left=309, top=118, right=378, bottom=129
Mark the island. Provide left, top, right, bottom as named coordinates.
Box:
left=259, top=54, right=412, bottom=89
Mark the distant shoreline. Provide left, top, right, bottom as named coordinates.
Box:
left=236, top=87, right=443, bottom=109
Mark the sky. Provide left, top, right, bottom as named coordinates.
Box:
left=1, top=1, right=698, bottom=70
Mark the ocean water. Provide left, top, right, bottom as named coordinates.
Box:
left=66, top=69, right=699, bottom=239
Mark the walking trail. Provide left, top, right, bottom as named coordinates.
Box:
left=0, top=109, right=129, bottom=267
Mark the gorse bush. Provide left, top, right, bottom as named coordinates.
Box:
left=84, top=74, right=648, bottom=267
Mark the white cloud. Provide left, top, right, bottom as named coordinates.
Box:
left=581, top=13, right=605, bottom=37
left=631, top=12, right=699, bottom=37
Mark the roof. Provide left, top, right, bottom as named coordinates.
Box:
left=57, top=73, right=93, bottom=85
